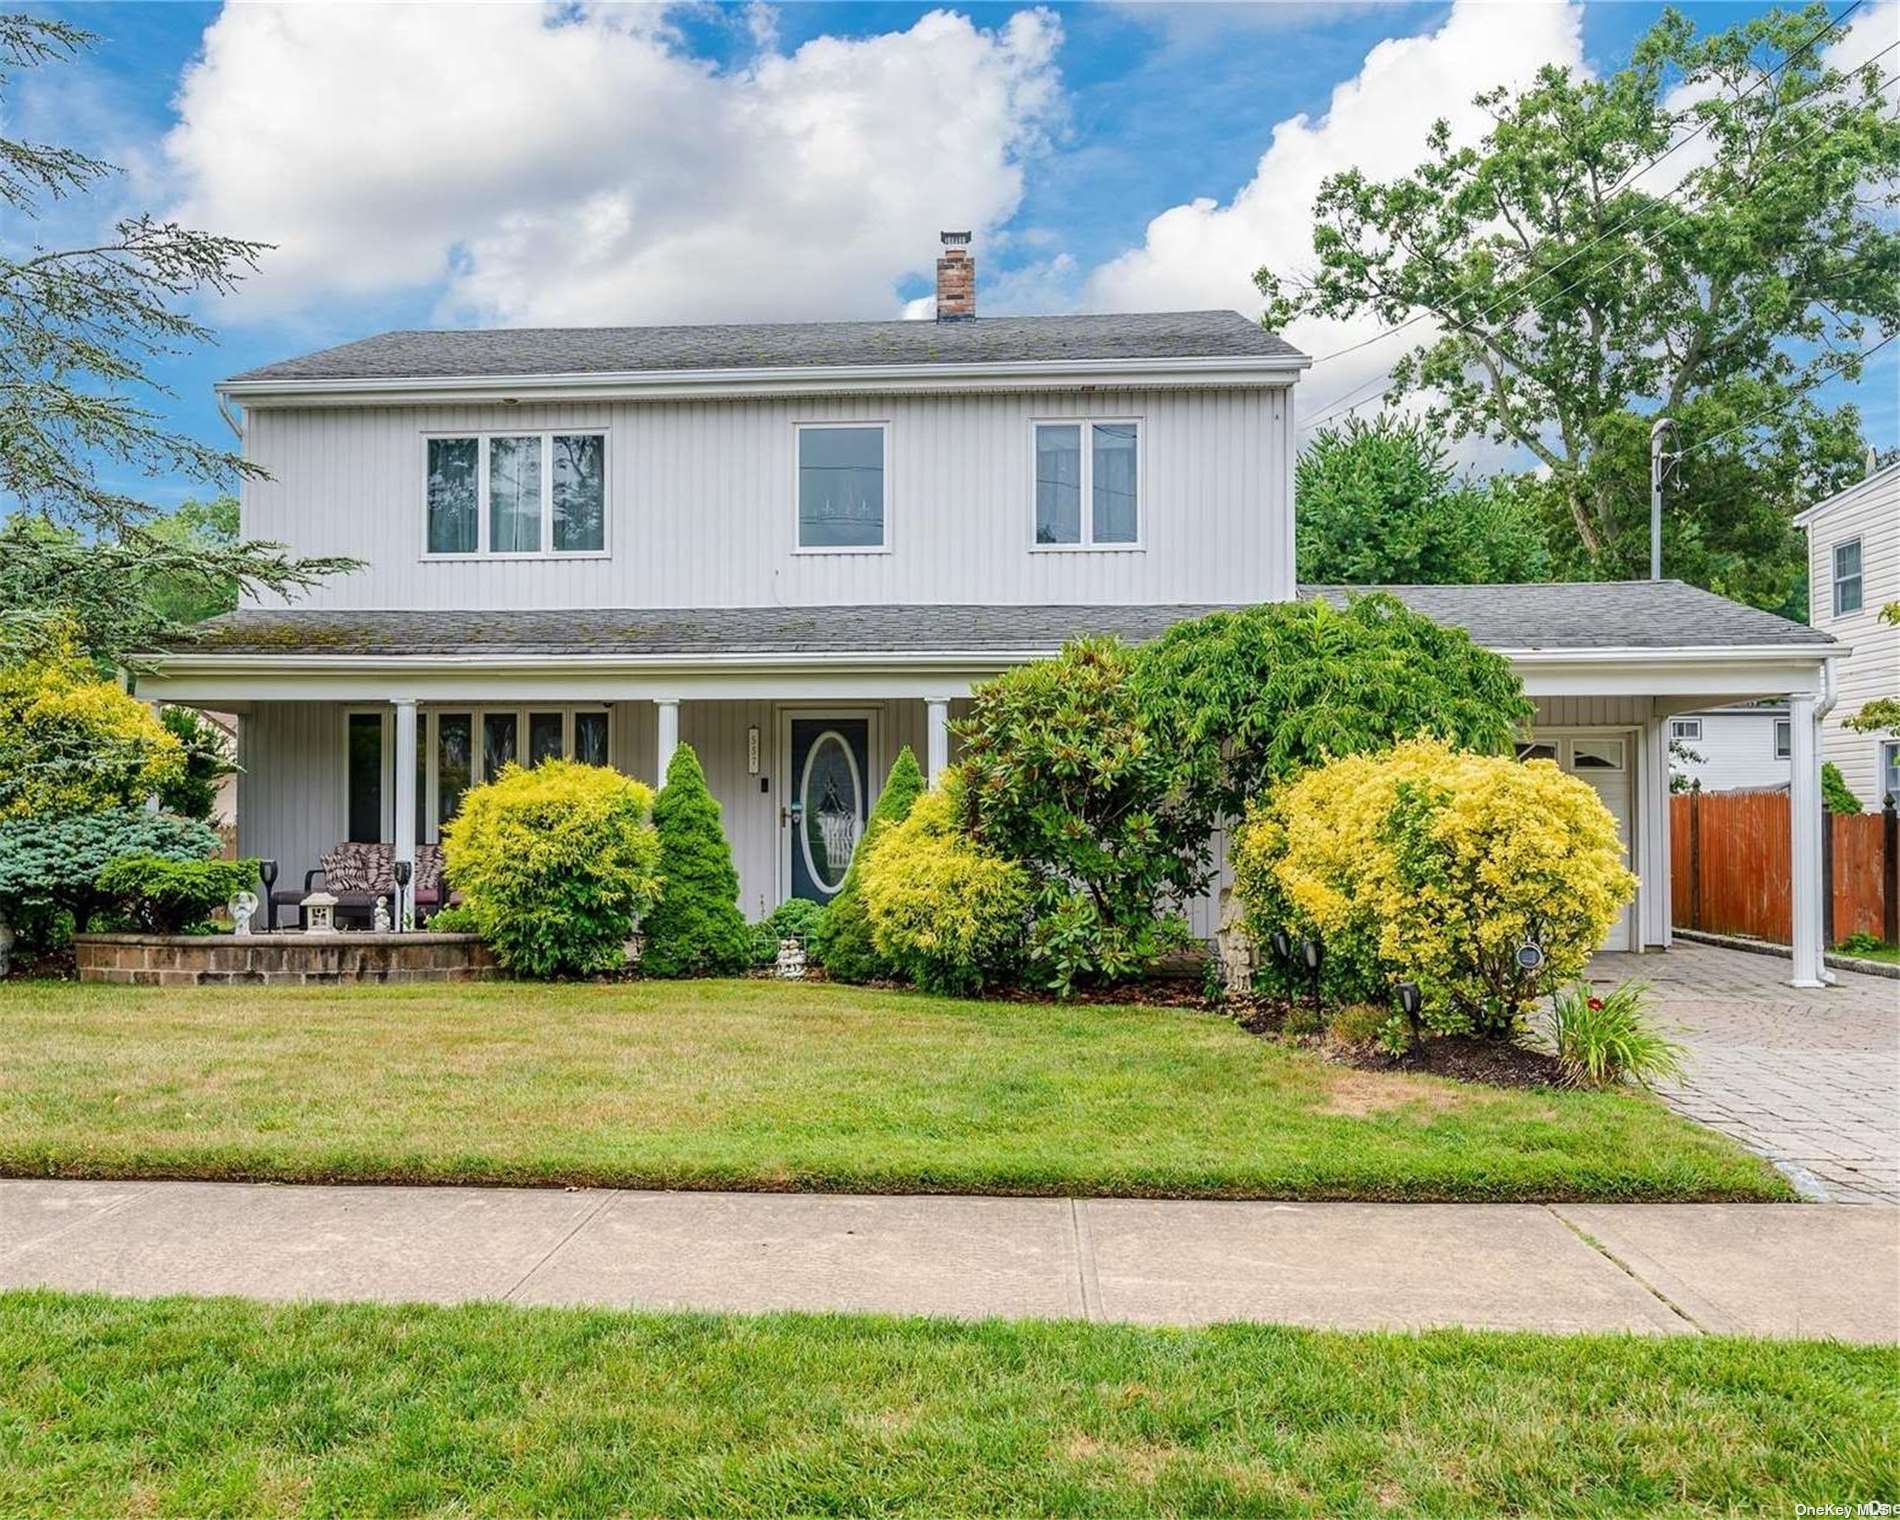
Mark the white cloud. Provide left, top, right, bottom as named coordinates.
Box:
left=163, top=3, right=1063, bottom=324
left=1080, top=0, right=1587, bottom=426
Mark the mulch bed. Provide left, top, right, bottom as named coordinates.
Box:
left=1229, top=995, right=1567, bottom=1090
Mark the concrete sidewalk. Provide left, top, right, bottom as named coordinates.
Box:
left=3, top=1180, right=1895, bottom=1343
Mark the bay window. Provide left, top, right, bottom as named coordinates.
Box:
left=424, top=431, right=607, bottom=557
left=1033, top=419, right=1140, bottom=548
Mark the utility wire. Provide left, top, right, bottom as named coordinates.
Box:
left=1674, top=330, right=1896, bottom=458
left=1302, top=1, right=1876, bottom=372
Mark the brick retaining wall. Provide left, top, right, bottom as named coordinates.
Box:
left=75, top=933, right=500, bottom=986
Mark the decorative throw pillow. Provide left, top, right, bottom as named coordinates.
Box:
left=321, top=843, right=395, bottom=895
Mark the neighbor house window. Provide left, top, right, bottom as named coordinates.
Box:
left=1034, top=420, right=1140, bottom=547
left=1833, top=538, right=1863, bottom=615
left=1775, top=719, right=1792, bottom=760
left=1670, top=719, right=1703, bottom=742
left=1883, top=741, right=1900, bottom=806
left=797, top=424, right=887, bottom=550
left=425, top=432, right=607, bottom=557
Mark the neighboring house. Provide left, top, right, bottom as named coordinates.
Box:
left=138, top=236, right=1845, bottom=982
left=1795, top=460, right=1900, bottom=808
left=1668, top=703, right=1791, bottom=793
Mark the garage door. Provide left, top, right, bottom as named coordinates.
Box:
left=1518, top=736, right=1634, bottom=952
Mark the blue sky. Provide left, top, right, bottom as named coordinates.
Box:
left=13, top=0, right=1898, bottom=508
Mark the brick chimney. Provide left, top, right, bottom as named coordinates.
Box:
left=936, top=231, right=975, bottom=321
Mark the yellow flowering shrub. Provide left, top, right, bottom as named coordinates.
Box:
left=1232, top=738, right=1637, bottom=1036
left=0, top=642, right=183, bottom=819
left=859, top=768, right=1030, bottom=995
left=442, top=759, right=661, bottom=979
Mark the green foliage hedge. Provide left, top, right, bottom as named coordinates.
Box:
left=96, top=854, right=258, bottom=934
left=811, top=746, right=925, bottom=983
left=1822, top=762, right=1862, bottom=815
left=0, top=810, right=221, bottom=946
left=750, top=898, right=827, bottom=967
left=442, top=760, right=661, bottom=980
left=641, top=745, right=752, bottom=978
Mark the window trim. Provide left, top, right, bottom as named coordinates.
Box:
left=1831, top=537, right=1864, bottom=617
left=1028, top=416, right=1145, bottom=552
left=1881, top=739, right=1900, bottom=807
left=340, top=705, right=611, bottom=845
left=420, top=430, right=611, bottom=562
left=1670, top=719, right=1703, bottom=742
left=1774, top=718, right=1792, bottom=760
left=792, top=421, right=891, bottom=555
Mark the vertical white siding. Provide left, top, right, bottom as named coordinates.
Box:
left=236, top=703, right=347, bottom=886
left=1666, top=710, right=1791, bottom=793
left=1804, top=467, right=1899, bottom=802
left=244, top=387, right=1293, bottom=612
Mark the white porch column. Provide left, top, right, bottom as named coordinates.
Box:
left=1639, top=714, right=1671, bottom=948
left=144, top=702, right=164, bottom=812
left=655, top=698, right=680, bottom=782
left=925, top=697, right=951, bottom=786
left=392, top=698, right=418, bottom=930
left=1789, top=691, right=1826, bottom=987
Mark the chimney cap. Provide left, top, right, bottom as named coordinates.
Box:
left=940, top=230, right=972, bottom=248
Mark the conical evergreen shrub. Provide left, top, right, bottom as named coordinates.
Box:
left=641, top=743, right=753, bottom=977
left=812, top=745, right=926, bottom=982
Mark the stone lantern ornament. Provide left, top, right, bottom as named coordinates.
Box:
left=301, top=891, right=338, bottom=934
left=776, top=936, right=807, bottom=979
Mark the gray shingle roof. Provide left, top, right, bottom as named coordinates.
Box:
left=226, top=311, right=1305, bottom=384
left=171, top=583, right=1830, bottom=658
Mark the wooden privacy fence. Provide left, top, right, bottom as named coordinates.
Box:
left=1672, top=790, right=1900, bottom=946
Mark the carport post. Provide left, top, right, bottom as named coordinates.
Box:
left=1788, top=692, right=1825, bottom=987
left=392, top=698, right=418, bottom=930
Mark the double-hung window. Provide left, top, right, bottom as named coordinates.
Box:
left=1033, top=419, right=1140, bottom=548
left=1832, top=538, right=1863, bottom=616
left=425, top=432, right=607, bottom=557
left=796, top=423, right=888, bottom=550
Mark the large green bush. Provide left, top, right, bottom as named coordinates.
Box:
left=0, top=641, right=184, bottom=820
left=1822, top=762, right=1862, bottom=815
left=0, top=810, right=222, bottom=945
left=1134, top=593, right=1533, bottom=827
left=811, top=746, right=925, bottom=983
left=957, top=638, right=1200, bottom=991
left=441, top=760, right=662, bottom=979
left=641, top=744, right=752, bottom=978
left=96, top=853, right=258, bottom=934
left=860, top=770, right=1030, bottom=996
left=1234, top=739, right=1636, bottom=1039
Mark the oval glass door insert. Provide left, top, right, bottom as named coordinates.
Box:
left=799, top=729, right=863, bottom=895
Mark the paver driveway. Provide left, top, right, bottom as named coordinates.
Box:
left=1587, top=943, right=1900, bottom=1204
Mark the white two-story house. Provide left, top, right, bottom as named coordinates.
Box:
left=139, top=237, right=1846, bottom=982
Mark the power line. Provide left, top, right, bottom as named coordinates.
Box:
left=1295, top=50, right=1900, bottom=435
left=1675, top=330, right=1896, bottom=458
left=1302, top=0, right=1875, bottom=372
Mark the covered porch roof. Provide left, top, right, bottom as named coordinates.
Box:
left=136, top=582, right=1837, bottom=707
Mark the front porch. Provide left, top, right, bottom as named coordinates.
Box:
left=135, top=588, right=1843, bottom=981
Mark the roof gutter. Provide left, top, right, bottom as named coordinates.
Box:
left=218, top=351, right=1311, bottom=406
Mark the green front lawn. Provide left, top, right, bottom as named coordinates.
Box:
left=1, top=1291, right=1891, bottom=1517
left=0, top=978, right=1786, bottom=1201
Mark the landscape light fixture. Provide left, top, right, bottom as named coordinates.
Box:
left=1396, top=980, right=1423, bottom=1040
left=258, top=860, right=278, bottom=932
left=1270, top=929, right=1292, bottom=965
left=1515, top=940, right=1546, bottom=973
left=1300, top=936, right=1324, bottom=1020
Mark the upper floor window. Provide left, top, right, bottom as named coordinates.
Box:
left=1034, top=419, right=1140, bottom=548
left=1832, top=538, right=1863, bottom=616
left=425, top=432, right=606, bottom=558
left=1774, top=718, right=1792, bottom=760
left=797, top=423, right=887, bottom=551
left=1670, top=719, right=1703, bottom=741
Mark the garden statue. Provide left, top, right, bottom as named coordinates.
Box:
left=301, top=891, right=338, bottom=934
left=776, top=936, right=807, bottom=979
left=229, top=891, right=257, bottom=936
left=1216, top=887, right=1258, bottom=998
left=373, top=896, right=392, bottom=932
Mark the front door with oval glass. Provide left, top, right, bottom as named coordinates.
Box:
left=787, top=718, right=871, bottom=902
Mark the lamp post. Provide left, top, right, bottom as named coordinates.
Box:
left=258, top=860, right=278, bottom=933
left=392, top=858, right=413, bottom=931
left=1650, top=416, right=1676, bottom=581
left=1300, top=936, right=1324, bottom=1022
